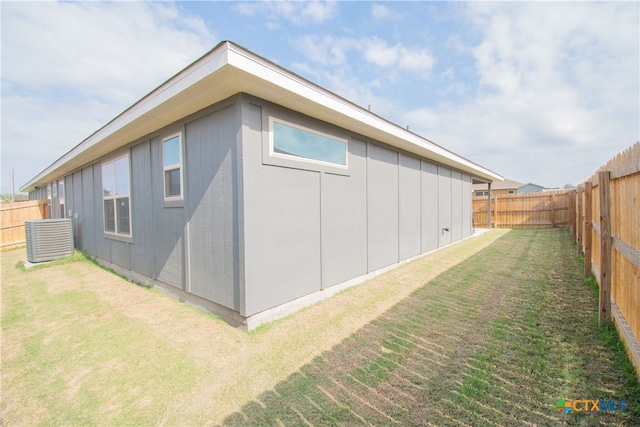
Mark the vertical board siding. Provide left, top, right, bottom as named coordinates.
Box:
left=320, top=138, right=368, bottom=289
left=32, top=92, right=480, bottom=325
left=81, top=166, right=97, bottom=256
left=462, top=175, right=472, bottom=238
left=130, top=141, right=154, bottom=278
left=242, top=99, right=322, bottom=316
left=398, top=153, right=422, bottom=261
left=150, top=135, right=184, bottom=289
left=242, top=97, right=474, bottom=317
left=245, top=165, right=322, bottom=315
left=367, top=143, right=400, bottom=271
left=451, top=171, right=463, bottom=242
left=421, top=161, right=439, bottom=253
left=63, top=175, right=72, bottom=219
left=110, top=239, right=131, bottom=270
left=71, top=171, right=83, bottom=248
left=93, top=164, right=110, bottom=262
left=438, top=166, right=452, bottom=247
left=186, top=105, right=239, bottom=309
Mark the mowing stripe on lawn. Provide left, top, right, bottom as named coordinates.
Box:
left=224, top=229, right=639, bottom=426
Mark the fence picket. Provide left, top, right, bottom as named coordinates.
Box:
left=0, top=200, right=48, bottom=249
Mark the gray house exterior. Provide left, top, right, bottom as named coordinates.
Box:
left=22, top=41, right=502, bottom=329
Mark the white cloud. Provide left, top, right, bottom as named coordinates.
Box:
left=360, top=37, right=436, bottom=76
left=2, top=2, right=215, bottom=104
left=290, top=34, right=436, bottom=123
left=362, top=38, right=399, bottom=67
left=402, top=2, right=639, bottom=186
left=1, top=1, right=217, bottom=190
left=294, top=35, right=356, bottom=67
left=233, top=1, right=337, bottom=27
left=294, top=35, right=435, bottom=77
left=371, top=4, right=391, bottom=20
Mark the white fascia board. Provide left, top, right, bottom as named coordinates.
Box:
left=22, top=41, right=501, bottom=192
left=20, top=44, right=231, bottom=192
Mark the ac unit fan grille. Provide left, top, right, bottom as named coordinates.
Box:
left=25, top=219, right=74, bottom=263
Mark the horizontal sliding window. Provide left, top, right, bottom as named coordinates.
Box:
left=102, top=154, right=131, bottom=236
left=271, top=119, right=347, bottom=168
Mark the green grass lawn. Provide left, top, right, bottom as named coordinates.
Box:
left=2, top=229, right=638, bottom=425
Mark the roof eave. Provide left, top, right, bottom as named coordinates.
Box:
left=21, top=41, right=502, bottom=192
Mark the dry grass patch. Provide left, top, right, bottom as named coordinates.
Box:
left=1, top=229, right=505, bottom=425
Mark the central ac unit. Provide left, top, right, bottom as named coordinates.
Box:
left=25, top=219, right=74, bottom=263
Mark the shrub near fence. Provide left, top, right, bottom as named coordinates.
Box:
left=473, top=192, right=570, bottom=228
left=0, top=200, right=48, bottom=249
left=571, top=141, right=640, bottom=378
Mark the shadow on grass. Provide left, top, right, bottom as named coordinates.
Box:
left=224, top=229, right=639, bottom=426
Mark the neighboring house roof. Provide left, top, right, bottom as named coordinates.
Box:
left=21, top=41, right=503, bottom=193
left=472, top=179, right=523, bottom=191
left=518, top=182, right=545, bottom=190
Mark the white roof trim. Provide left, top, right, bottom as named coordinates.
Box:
left=21, top=41, right=502, bottom=192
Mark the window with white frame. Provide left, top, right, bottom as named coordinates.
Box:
left=58, top=179, right=65, bottom=218
left=163, top=133, right=183, bottom=199
left=46, top=185, right=51, bottom=219
left=270, top=118, right=347, bottom=168
left=102, top=155, right=131, bottom=236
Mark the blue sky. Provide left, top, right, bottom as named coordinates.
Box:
left=2, top=1, right=638, bottom=193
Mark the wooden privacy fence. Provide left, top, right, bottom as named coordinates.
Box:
left=0, top=200, right=48, bottom=249
left=570, top=141, right=639, bottom=377
left=473, top=192, right=570, bottom=228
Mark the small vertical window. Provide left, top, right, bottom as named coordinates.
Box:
left=59, top=179, right=65, bottom=218
left=46, top=185, right=52, bottom=219
left=163, top=133, right=182, bottom=199
left=102, top=154, right=131, bottom=236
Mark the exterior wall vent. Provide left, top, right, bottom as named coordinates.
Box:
left=25, top=219, right=74, bottom=263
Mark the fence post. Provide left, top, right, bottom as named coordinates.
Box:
left=576, top=186, right=583, bottom=255
left=550, top=193, right=556, bottom=227
left=569, top=189, right=576, bottom=242
left=584, top=181, right=592, bottom=277
left=494, top=195, right=499, bottom=228
left=598, top=171, right=611, bottom=325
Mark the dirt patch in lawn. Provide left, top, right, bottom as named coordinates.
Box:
left=1, top=229, right=506, bottom=425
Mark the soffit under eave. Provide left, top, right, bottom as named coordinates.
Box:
left=23, top=56, right=500, bottom=190
left=20, top=67, right=240, bottom=192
